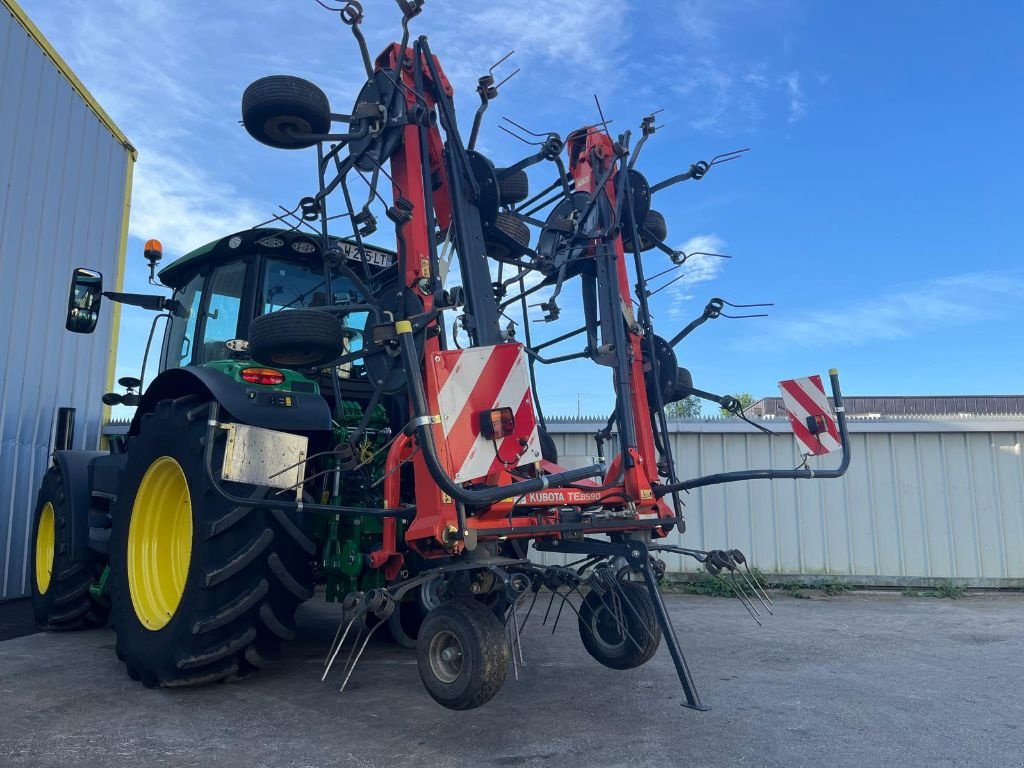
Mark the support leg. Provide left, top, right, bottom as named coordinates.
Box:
left=627, top=544, right=709, bottom=711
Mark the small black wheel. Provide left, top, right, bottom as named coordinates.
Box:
left=578, top=581, right=662, bottom=670
left=30, top=465, right=109, bottom=630
left=538, top=426, right=558, bottom=464
left=623, top=209, right=668, bottom=253
left=675, top=366, right=694, bottom=393
left=486, top=212, right=531, bottom=261
left=249, top=309, right=346, bottom=368
left=417, top=599, right=509, bottom=710
left=242, top=75, right=331, bottom=150
left=386, top=578, right=446, bottom=649
left=496, top=168, right=530, bottom=205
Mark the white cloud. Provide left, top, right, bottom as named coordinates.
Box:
left=665, top=234, right=728, bottom=317
left=768, top=273, right=1024, bottom=347
left=782, top=71, right=806, bottom=123
left=130, top=154, right=267, bottom=254
left=677, top=0, right=720, bottom=42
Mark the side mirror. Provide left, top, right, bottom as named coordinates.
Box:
left=65, top=268, right=103, bottom=334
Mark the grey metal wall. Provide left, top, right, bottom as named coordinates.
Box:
left=0, top=4, right=131, bottom=598
left=542, top=417, right=1024, bottom=586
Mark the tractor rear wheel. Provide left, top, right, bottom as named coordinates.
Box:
left=29, top=465, right=109, bottom=630
left=416, top=599, right=509, bottom=710
left=110, top=397, right=315, bottom=687
left=578, top=581, right=662, bottom=670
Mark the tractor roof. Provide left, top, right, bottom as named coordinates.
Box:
left=158, top=227, right=396, bottom=288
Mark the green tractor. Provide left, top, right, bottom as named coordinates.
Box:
left=34, top=228, right=419, bottom=686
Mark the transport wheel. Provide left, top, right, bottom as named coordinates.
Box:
left=496, top=168, right=530, bottom=205
left=417, top=599, right=509, bottom=710
left=248, top=309, right=346, bottom=368
left=623, top=209, right=667, bottom=253
left=242, top=75, right=332, bottom=150
left=110, top=397, right=315, bottom=687
left=29, top=465, right=109, bottom=630
left=578, top=581, right=662, bottom=670
left=538, top=426, right=558, bottom=464
left=486, top=212, right=531, bottom=261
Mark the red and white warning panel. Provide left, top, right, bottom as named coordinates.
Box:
left=778, top=374, right=841, bottom=456
left=429, top=343, right=541, bottom=483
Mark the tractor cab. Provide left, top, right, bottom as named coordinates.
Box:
left=67, top=226, right=397, bottom=405
left=157, top=228, right=394, bottom=375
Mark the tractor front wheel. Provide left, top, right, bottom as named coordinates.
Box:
left=416, top=599, right=509, bottom=710
left=29, top=465, right=109, bottom=630
left=110, top=397, right=315, bottom=687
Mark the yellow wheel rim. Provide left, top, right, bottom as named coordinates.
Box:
left=127, top=456, right=193, bottom=630
left=35, top=502, right=55, bottom=595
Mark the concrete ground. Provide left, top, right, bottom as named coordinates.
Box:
left=0, top=591, right=1022, bottom=768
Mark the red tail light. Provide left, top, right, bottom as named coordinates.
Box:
left=240, top=367, right=285, bottom=386
left=479, top=407, right=515, bottom=440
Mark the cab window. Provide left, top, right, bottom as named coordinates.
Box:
left=262, top=257, right=330, bottom=312
left=166, top=273, right=204, bottom=367
left=200, top=262, right=247, bottom=362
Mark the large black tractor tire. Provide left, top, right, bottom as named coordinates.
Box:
left=578, top=581, right=662, bottom=670
left=110, top=397, right=315, bottom=687
left=416, top=599, right=509, bottom=710
left=29, top=465, right=109, bottom=630
left=249, top=309, right=346, bottom=368
left=242, top=75, right=332, bottom=150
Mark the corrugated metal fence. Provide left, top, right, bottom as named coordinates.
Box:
left=0, top=2, right=132, bottom=598
left=542, top=417, right=1024, bottom=586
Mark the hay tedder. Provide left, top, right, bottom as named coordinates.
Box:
left=34, top=0, right=850, bottom=710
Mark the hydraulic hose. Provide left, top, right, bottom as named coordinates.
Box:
left=396, top=322, right=604, bottom=506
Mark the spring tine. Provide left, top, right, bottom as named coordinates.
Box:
left=512, top=601, right=525, bottom=665
left=736, top=566, right=773, bottom=615
left=324, top=614, right=349, bottom=668
left=729, top=571, right=761, bottom=617
left=551, top=589, right=569, bottom=634
left=733, top=569, right=768, bottom=616
left=323, top=613, right=361, bottom=681
left=541, top=587, right=558, bottom=626
left=509, top=623, right=520, bottom=681
left=518, top=588, right=540, bottom=636
left=337, top=623, right=365, bottom=684
left=736, top=560, right=774, bottom=610
left=339, top=618, right=386, bottom=694
left=717, top=574, right=762, bottom=626
left=745, top=562, right=774, bottom=606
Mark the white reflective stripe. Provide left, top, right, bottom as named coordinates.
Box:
left=780, top=380, right=841, bottom=453
left=437, top=347, right=494, bottom=438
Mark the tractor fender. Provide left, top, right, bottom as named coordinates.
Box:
left=51, top=450, right=106, bottom=561
left=129, top=366, right=331, bottom=436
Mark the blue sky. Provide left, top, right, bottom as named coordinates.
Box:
left=22, top=0, right=1024, bottom=417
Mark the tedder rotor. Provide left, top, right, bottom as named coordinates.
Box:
left=35, top=0, right=850, bottom=711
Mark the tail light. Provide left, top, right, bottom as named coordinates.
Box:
left=479, top=407, right=515, bottom=440
left=240, top=367, right=285, bottom=386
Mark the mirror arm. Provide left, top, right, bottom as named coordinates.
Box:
left=103, top=291, right=185, bottom=317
